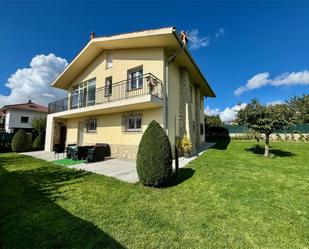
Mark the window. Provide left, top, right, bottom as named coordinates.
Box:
left=106, top=53, right=113, bottom=69
left=105, top=77, right=112, bottom=96
left=123, top=114, right=142, bottom=132
left=128, top=67, right=143, bottom=90
left=70, top=79, right=96, bottom=109
left=20, top=116, right=29, bottom=123
left=190, top=85, right=193, bottom=103
left=86, top=119, right=97, bottom=133
left=200, top=123, right=204, bottom=135
left=87, top=79, right=96, bottom=106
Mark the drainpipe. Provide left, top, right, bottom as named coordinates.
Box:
left=164, top=33, right=185, bottom=134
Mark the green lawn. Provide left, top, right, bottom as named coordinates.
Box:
left=0, top=141, right=308, bottom=248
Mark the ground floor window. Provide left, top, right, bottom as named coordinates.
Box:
left=86, top=119, right=97, bottom=133
left=200, top=123, right=204, bottom=135
left=123, top=114, right=142, bottom=132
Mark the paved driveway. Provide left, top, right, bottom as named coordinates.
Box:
left=21, top=142, right=215, bottom=183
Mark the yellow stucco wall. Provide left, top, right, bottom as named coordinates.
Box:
left=68, top=47, right=165, bottom=91
left=65, top=107, right=163, bottom=146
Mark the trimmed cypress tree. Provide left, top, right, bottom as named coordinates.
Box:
left=11, top=129, right=32, bottom=152
left=33, top=133, right=45, bottom=150
left=136, top=120, right=173, bottom=186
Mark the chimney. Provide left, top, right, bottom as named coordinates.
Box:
left=28, top=100, right=32, bottom=104
left=179, top=31, right=188, bottom=46
left=90, top=31, right=95, bottom=40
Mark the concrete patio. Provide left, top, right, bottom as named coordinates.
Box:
left=21, top=142, right=215, bottom=183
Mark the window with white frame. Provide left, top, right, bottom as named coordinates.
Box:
left=106, top=53, right=113, bottom=69
left=128, top=67, right=143, bottom=90
left=105, top=77, right=112, bottom=96
left=86, top=119, right=97, bottom=133
left=70, top=78, right=96, bottom=109
left=123, top=114, right=142, bottom=132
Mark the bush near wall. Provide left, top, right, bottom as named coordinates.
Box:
left=32, top=133, right=45, bottom=150
left=11, top=129, right=32, bottom=152
left=136, top=120, right=173, bottom=186
left=0, top=132, right=14, bottom=152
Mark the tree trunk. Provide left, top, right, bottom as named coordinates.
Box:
left=264, top=134, right=270, bottom=157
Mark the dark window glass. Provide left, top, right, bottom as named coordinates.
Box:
left=105, top=77, right=112, bottom=96
left=20, top=116, right=29, bottom=123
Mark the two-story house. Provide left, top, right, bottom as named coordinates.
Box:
left=1, top=100, right=48, bottom=133
left=45, top=27, right=215, bottom=159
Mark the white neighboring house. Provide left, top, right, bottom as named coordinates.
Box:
left=1, top=100, right=48, bottom=133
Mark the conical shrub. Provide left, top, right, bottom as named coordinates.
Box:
left=136, top=120, right=172, bottom=186
left=11, top=129, right=32, bottom=152
left=33, top=133, right=45, bottom=150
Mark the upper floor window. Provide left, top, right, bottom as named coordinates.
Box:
left=20, top=116, right=29, bottom=123
left=71, top=79, right=96, bottom=109
left=87, top=79, right=96, bottom=106
left=190, top=85, right=193, bottom=103
left=105, top=77, right=112, bottom=96
left=128, top=67, right=143, bottom=90
left=106, top=53, right=113, bottom=69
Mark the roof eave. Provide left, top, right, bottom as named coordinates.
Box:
left=172, top=30, right=216, bottom=98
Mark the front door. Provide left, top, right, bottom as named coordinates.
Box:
left=78, top=121, right=84, bottom=145
left=60, top=125, right=67, bottom=146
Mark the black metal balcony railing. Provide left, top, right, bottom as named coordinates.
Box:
left=48, top=73, right=163, bottom=114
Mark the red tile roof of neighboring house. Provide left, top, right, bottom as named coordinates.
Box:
left=1, top=100, right=48, bottom=113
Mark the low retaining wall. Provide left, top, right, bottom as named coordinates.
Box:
left=230, top=133, right=309, bottom=141
left=110, top=144, right=138, bottom=160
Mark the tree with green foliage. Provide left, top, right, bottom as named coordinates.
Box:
left=237, top=99, right=292, bottom=157
left=205, top=115, right=223, bottom=127
left=287, top=94, right=309, bottom=124
left=11, top=129, right=32, bottom=152
left=32, top=115, right=47, bottom=134
left=136, top=120, right=172, bottom=186
left=32, top=115, right=47, bottom=149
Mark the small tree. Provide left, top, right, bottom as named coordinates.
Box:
left=136, top=120, right=172, bottom=186
left=32, top=115, right=47, bottom=148
left=205, top=115, right=223, bottom=127
left=287, top=94, right=309, bottom=124
left=236, top=99, right=292, bottom=157
left=32, top=115, right=47, bottom=134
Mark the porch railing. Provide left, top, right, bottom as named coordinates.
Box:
left=48, top=73, right=163, bottom=114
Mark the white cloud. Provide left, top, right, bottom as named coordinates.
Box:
left=234, top=70, right=309, bottom=95
left=266, top=100, right=284, bottom=106
left=204, top=106, right=220, bottom=116
left=186, top=28, right=225, bottom=50
left=187, top=29, right=210, bottom=50
left=219, top=103, right=247, bottom=123
left=205, top=103, right=247, bottom=123
left=215, top=28, right=225, bottom=38
left=0, top=53, right=68, bottom=107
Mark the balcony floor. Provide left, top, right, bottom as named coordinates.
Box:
left=48, top=94, right=163, bottom=118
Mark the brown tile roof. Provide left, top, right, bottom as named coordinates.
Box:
left=1, top=101, right=48, bottom=113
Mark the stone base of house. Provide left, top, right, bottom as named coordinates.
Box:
left=110, top=144, right=138, bottom=160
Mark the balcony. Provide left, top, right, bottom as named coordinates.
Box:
left=48, top=73, right=163, bottom=115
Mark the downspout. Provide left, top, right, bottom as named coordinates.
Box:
left=164, top=34, right=185, bottom=133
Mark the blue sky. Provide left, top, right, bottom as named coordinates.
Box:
left=0, top=1, right=308, bottom=121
